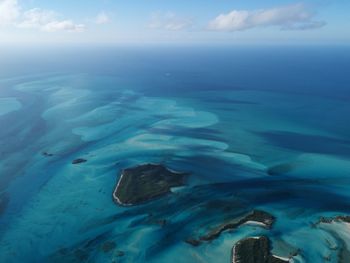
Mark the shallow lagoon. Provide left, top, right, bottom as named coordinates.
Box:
left=0, top=47, right=350, bottom=263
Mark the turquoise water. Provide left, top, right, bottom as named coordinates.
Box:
left=0, top=46, right=350, bottom=262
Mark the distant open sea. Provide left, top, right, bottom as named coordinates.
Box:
left=0, top=46, right=350, bottom=263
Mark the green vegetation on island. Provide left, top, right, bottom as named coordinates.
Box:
left=186, top=210, right=275, bottom=245
left=233, top=236, right=289, bottom=263
left=113, top=164, right=188, bottom=206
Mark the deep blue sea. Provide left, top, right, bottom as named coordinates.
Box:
left=0, top=46, right=350, bottom=263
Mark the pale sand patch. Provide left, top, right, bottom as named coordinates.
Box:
left=0, top=97, right=21, bottom=116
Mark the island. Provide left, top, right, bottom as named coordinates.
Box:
left=317, top=215, right=350, bottom=263
left=186, top=210, right=275, bottom=246
left=42, top=151, right=54, bottom=157
left=113, top=163, right=188, bottom=206
left=201, top=210, right=275, bottom=241
left=72, top=158, right=87, bottom=164
left=232, top=236, right=289, bottom=263
left=319, top=215, right=350, bottom=224
left=185, top=210, right=275, bottom=247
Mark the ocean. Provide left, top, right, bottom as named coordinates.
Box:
left=0, top=45, right=350, bottom=262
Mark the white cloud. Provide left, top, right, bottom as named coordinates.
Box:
left=149, top=12, right=192, bottom=31
left=18, top=8, right=85, bottom=32
left=42, top=20, right=85, bottom=32
left=0, top=0, right=20, bottom=26
left=95, top=11, right=110, bottom=25
left=208, top=3, right=325, bottom=32
left=18, top=8, right=56, bottom=28
left=0, top=1, right=85, bottom=32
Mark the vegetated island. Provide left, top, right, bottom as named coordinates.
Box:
left=113, top=163, right=188, bottom=206
left=232, top=236, right=289, bottom=263
left=186, top=210, right=275, bottom=246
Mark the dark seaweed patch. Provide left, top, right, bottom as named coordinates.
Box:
left=0, top=193, right=9, bottom=216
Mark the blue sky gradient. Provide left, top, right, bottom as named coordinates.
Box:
left=1, top=0, right=349, bottom=45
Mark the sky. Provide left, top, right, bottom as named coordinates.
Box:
left=0, top=0, right=350, bottom=45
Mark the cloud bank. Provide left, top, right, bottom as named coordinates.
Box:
left=0, top=0, right=85, bottom=32
left=18, top=8, right=85, bottom=32
left=0, top=0, right=19, bottom=26
left=208, top=3, right=325, bottom=32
